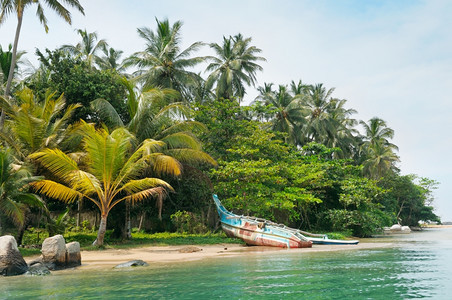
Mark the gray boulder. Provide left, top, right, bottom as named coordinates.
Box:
left=0, top=235, right=28, bottom=276
left=65, top=241, right=81, bottom=267
left=25, top=263, right=51, bottom=276
left=114, top=260, right=149, bottom=268
left=41, top=235, right=66, bottom=270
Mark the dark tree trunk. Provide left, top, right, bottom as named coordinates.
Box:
left=124, top=200, right=131, bottom=239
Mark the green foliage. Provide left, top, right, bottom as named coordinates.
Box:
left=326, top=208, right=392, bottom=237
left=210, top=125, right=327, bottom=223
left=170, top=210, right=208, bottom=233
left=378, top=174, right=440, bottom=226
left=194, top=98, right=252, bottom=159
left=29, top=49, right=128, bottom=123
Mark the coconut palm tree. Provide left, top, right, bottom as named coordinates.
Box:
left=301, top=83, right=337, bottom=144
left=0, top=148, right=45, bottom=236
left=0, top=0, right=84, bottom=99
left=362, top=142, right=400, bottom=179
left=360, top=117, right=398, bottom=150
left=206, top=34, right=265, bottom=102
left=91, top=79, right=216, bottom=238
left=360, top=117, right=399, bottom=179
left=324, top=98, right=358, bottom=158
left=125, top=18, right=204, bottom=99
left=0, top=87, right=80, bottom=158
left=60, top=29, right=107, bottom=68
left=254, top=83, right=305, bottom=144
left=30, top=123, right=175, bottom=246
left=95, top=44, right=125, bottom=72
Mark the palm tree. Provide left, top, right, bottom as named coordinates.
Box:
left=125, top=18, right=204, bottom=99
left=301, top=83, right=336, bottom=144
left=0, top=0, right=84, bottom=99
left=60, top=29, right=107, bottom=68
left=30, top=123, right=175, bottom=246
left=360, top=117, right=398, bottom=150
left=0, top=149, right=44, bottom=236
left=91, top=79, right=216, bottom=238
left=362, top=142, right=400, bottom=179
left=324, top=98, right=358, bottom=158
left=95, top=44, right=125, bottom=72
left=0, top=87, right=80, bottom=158
left=360, top=117, right=399, bottom=179
left=206, top=34, right=266, bottom=102
left=254, top=83, right=305, bottom=144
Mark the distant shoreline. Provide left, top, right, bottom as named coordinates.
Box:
left=424, top=224, right=452, bottom=228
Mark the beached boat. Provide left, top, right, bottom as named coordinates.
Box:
left=213, top=194, right=359, bottom=247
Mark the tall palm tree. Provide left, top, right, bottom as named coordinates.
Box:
left=30, top=123, right=175, bottom=246
left=254, top=83, right=305, bottom=144
left=362, top=141, right=400, bottom=179
left=206, top=34, right=266, bottom=102
left=60, top=29, right=107, bottom=68
left=0, top=0, right=84, bottom=99
left=0, top=149, right=45, bottom=236
left=360, top=117, right=399, bottom=179
left=324, top=98, right=358, bottom=158
left=360, top=117, right=398, bottom=150
left=125, top=18, right=204, bottom=99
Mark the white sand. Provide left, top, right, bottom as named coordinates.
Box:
left=32, top=241, right=391, bottom=270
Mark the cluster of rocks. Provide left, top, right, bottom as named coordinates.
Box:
left=0, top=234, right=81, bottom=276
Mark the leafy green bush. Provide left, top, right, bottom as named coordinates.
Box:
left=170, top=210, right=208, bottom=234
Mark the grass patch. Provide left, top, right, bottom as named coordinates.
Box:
left=22, top=230, right=243, bottom=252
left=19, top=247, right=42, bottom=257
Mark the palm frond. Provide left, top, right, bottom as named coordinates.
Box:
left=165, top=148, right=217, bottom=167
left=29, top=148, right=79, bottom=181
left=90, top=98, right=124, bottom=129
left=30, top=180, right=82, bottom=204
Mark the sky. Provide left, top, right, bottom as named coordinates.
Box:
left=1, top=0, right=451, bottom=221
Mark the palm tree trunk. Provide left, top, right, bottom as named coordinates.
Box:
left=125, top=200, right=132, bottom=239
left=1, top=11, right=23, bottom=128
left=77, top=199, right=82, bottom=228
left=16, top=210, right=29, bottom=246
left=138, top=212, right=145, bottom=232
left=93, top=214, right=107, bottom=246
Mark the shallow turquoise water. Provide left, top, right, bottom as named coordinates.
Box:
left=1, top=228, right=451, bottom=299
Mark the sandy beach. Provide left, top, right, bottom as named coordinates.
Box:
left=30, top=240, right=392, bottom=271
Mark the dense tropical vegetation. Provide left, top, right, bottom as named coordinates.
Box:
left=0, top=12, right=440, bottom=248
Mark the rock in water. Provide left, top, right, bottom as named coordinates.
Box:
left=25, top=263, right=51, bottom=276
left=41, top=235, right=66, bottom=270
left=65, top=241, right=81, bottom=267
left=0, top=235, right=28, bottom=276
left=114, top=260, right=149, bottom=268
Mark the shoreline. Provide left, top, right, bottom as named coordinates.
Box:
left=27, top=240, right=393, bottom=272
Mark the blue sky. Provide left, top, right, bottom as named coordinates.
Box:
left=1, top=0, right=451, bottom=220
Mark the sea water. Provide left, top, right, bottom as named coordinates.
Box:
left=1, top=228, right=451, bottom=299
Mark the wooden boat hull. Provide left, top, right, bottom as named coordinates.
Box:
left=213, top=195, right=312, bottom=248
left=221, top=222, right=313, bottom=248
